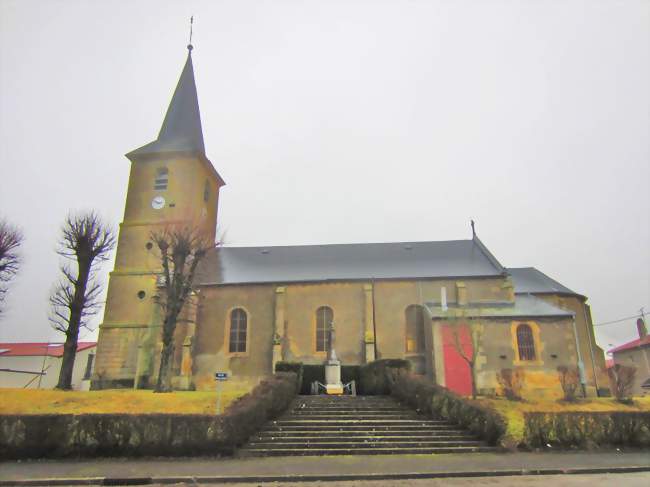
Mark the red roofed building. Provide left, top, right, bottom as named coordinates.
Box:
left=0, top=342, right=97, bottom=390
left=608, top=318, right=650, bottom=396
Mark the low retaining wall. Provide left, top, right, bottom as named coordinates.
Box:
left=0, top=372, right=298, bottom=459
left=524, top=411, right=650, bottom=449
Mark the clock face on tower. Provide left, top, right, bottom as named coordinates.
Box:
left=151, top=196, right=166, bottom=210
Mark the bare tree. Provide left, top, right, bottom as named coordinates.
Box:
left=0, top=218, right=23, bottom=317
left=497, top=367, right=525, bottom=400
left=49, top=212, right=115, bottom=390
left=608, top=364, right=636, bottom=403
left=557, top=365, right=580, bottom=402
left=449, top=319, right=482, bottom=399
left=151, top=223, right=214, bottom=392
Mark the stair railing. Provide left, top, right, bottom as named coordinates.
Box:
left=310, top=380, right=356, bottom=395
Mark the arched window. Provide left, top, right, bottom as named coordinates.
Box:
left=154, top=167, right=168, bottom=191
left=516, top=324, right=536, bottom=361
left=229, top=308, right=247, bottom=353
left=405, top=305, right=425, bottom=353
left=316, top=306, right=333, bottom=352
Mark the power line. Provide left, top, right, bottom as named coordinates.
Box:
left=594, top=310, right=646, bottom=327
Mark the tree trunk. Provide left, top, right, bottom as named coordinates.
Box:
left=469, top=363, right=478, bottom=399
left=56, top=260, right=90, bottom=390
left=155, top=312, right=176, bottom=393
left=155, top=341, right=173, bottom=392
left=57, top=333, right=78, bottom=390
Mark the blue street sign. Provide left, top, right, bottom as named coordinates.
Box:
left=215, top=372, right=228, bottom=381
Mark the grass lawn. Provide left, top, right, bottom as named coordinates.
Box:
left=0, top=385, right=252, bottom=415
left=472, top=396, right=650, bottom=443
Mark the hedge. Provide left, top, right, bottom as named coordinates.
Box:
left=388, top=368, right=506, bottom=446
left=359, top=359, right=411, bottom=395
left=274, top=362, right=303, bottom=393
left=0, top=372, right=298, bottom=459
left=524, top=411, right=650, bottom=449
left=275, top=362, right=361, bottom=394
left=276, top=358, right=412, bottom=395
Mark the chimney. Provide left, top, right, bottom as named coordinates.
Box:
left=637, top=317, right=648, bottom=339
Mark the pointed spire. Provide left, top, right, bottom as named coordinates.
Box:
left=127, top=45, right=205, bottom=158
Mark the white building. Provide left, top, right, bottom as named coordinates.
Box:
left=0, top=342, right=96, bottom=390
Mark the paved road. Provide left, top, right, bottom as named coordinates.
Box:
left=129, top=473, right=650, bottom=487
left=2, top=452, right=649, bottom=484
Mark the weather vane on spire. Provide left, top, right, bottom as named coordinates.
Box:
left=188, top=15, right=194, bottom=51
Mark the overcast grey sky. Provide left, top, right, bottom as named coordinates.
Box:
left=0, top=0, right=648, bottom=352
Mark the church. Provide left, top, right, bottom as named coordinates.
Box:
left=92, top=45, right=608, bottom=398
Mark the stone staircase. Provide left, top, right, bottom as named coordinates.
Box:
left=238, top=395, right=496, bottom=456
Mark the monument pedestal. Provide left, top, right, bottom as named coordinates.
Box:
left=325, top=359, right=343, bottom=394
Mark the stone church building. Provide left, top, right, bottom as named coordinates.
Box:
left=93, top=46, right=608, bottom=397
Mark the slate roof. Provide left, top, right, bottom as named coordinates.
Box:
left=196, top=239, right=507, bottom=286
left=508, top=267, right=579, bottom=296
left=127, top=48, right=205, bottom=157
left=0, top=342, right=96, bottom=357
left=424, top=294, right=574, bottom=320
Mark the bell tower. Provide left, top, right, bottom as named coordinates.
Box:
left=92, top=43, right=225, bottom=389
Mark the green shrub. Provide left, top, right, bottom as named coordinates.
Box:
left=300, top=365, right=325, bottom=394
left=222, top=372, right=298, bottom=447
left=341, top=365, right=361, bottom=388
left=359, top=359, right=411, bottom=395
left=275, top=362, right=361, bottom=394
left=388, top=369, right=506, bottom=446
left=524, top=411, right=650, bottom=449
left=274, top=362, right=303, bottom=393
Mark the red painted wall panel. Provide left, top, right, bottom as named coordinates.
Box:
left=442, top=324, right=473, bottom=396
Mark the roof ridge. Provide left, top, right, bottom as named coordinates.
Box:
left=217, top=239, right=474, bottom=250
left=471, top=235, right=506, bottom=275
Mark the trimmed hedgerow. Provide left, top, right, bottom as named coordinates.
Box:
left=359, top=359, right=411, bottom=395
left=525, top=411, right=650, bottom=449
left=388, top=368, right=506, bottom=446
left=221, top=371, right=299, bottom=448
left=301, top=365, right=326, bottom=394
left=274, top=362, right=303, bottom=393
left=0, top=372, right=299, bottom=459
left=276, top=362, right=361, bottom=394
left=342, top=365, right=361, bottom=388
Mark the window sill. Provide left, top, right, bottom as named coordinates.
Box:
left=512, top=359, right=544, bottom=367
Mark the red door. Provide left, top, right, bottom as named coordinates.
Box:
left=442, top=323, right=473, bottom=396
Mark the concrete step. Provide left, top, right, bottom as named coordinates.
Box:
left=294, top=399, right=398, bottom=405
left=272, top=419, right=450, bottom=426
left=238, top=446, right=497, bottom=457
left=249, top=438, right=481, bottom=447
left=290, top=407, right=406, bottom=412
left=239, top=395, right=490, bottom=457
left=262, top=425, right=460, bottom=432
left=255, top=433, right=473, bottom=440
left=286, top=414, right=423, bottom=420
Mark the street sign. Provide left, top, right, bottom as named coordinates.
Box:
left=214, top=372, right=229, bottom=415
